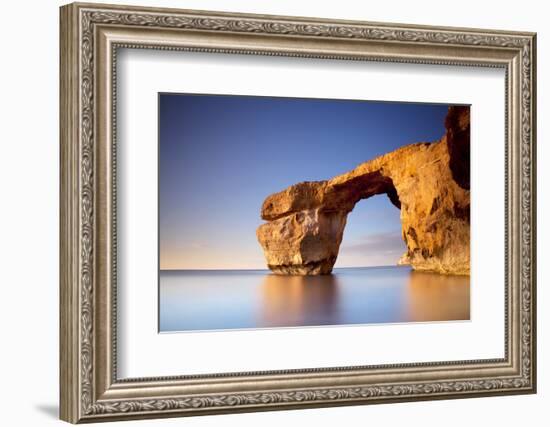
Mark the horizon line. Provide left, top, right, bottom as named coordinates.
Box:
left=159, top=264, right=406, bottom=272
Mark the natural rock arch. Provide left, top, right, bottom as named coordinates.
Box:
left=256, top=107, right=470, bottom=276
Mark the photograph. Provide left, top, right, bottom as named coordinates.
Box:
left=158, top=94, right=471, bottom=332
left=57, top=3, right=536, bottom=422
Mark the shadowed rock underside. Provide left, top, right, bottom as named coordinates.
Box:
left=256, top=106, right=470, bottom=276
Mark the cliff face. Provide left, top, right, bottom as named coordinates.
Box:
left=256, top=106, right=470, bottom=276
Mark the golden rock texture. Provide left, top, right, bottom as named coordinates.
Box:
left=256, top=107, right=470, bottom=276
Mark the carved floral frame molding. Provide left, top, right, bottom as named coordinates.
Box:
left=60, top=2, right=536, bottom=423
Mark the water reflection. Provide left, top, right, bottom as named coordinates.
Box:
left=260, top=274, right=340, bottom=327
left=159, top=267, right=470, bottom=332
left=405, top=271, right=470, bottom=321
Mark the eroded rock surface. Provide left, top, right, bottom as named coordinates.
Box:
left=256, top=106, right=470, bottom=275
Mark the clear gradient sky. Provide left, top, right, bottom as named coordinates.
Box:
left=159, top=94, right=450, bottom=270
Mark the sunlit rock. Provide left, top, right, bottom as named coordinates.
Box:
left=256, top=107, right=470, bottom=276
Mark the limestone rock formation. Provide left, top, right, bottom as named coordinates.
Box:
left=256, top=106, right=470, bottom=276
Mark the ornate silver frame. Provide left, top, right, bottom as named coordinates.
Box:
left=60, top=2, right=537, bottom=423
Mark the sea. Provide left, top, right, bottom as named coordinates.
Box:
left=159, top=266, right=470, bottom=333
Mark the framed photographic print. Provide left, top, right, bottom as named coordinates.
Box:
left=59, top=2, right=537, bottom=423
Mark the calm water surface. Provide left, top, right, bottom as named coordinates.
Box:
left=159, top=266, right=470, bottom=332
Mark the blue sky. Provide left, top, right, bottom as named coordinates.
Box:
left=159, top=93, right=449, bottom=270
